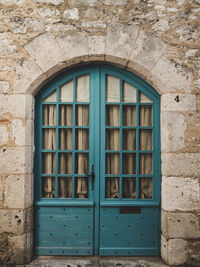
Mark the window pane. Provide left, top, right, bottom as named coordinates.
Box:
left=123, top=129, right=136, bottom=150
left=106, top=75, right=120, bottom=102
left=42, top=153, right=56, bottom=174
left=140, top=130, right=152, bottom=150
left=122, top=153, right=136, bottom=174
left=123, top=82, right=136, bottom=102
left=43, top=90, right=56, bottom=102
left=105, top=178, right=119, bottom=198
left=139, top=153, right=152, bottom=174
left=140, top=92, right=152, bottom=103
left=76, top=75, right=89, bottom=102
left=75, top=178, right=88, bottom=198
left=106, top=105, right=120, bottom=126
left=106, top=129, right=120, bottom=150
left=76, top=105, right=89, bottom=126
left=123, top=106, right=136, bottom=126
left=42, top=177, right=55, bottom=198
left=106, top=153, right=120, bottom=174
left=60, top=80, right=73, bottom=102
left=43, top=129, right=56, bottom=150
left=122, top=178, right=136, bottom=199
left=140, top=106, right=152, bottom=126
left=59, top=153, right=72, bottom=174
left=75, top=129, right=89, bottom=150
left=139, top=178, right=152, bottom=199
left=75, top=153, right=89, bottom=174
left=59, top=129, right=72, bottom=150
left=59, top=105, right=73, bottom=126
left=58, top=177, right=72, bottom=198
left=43, top=105, right=56, bottom=126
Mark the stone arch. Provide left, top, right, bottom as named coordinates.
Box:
left=16, top=24, right=197, bottom=265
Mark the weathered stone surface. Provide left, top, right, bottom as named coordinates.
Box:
left=24, top=32, right=63, bottom=72
left=0, top=81, right=10, bottom=94
left=13, top=60, right=44, bottom=94
left=105, top=0, right=127, bottom=5
left=152, top=20, right=169, bottom=32
left=162, top=176, right=199, bottom=211
left=0, top=94, right=33, bottom=119
left=161, top=235, right=188, bottom=266
left=57, top=31, right=88, bottom=61
left=63, top=8, right=79, bottom=20
left=35, top=0, right=64, bottom=5
left=10, top=17, right=44, bottom=34
left=5, top=174, right=33, bottom=208
left=149, top=58, right=192, bottom=93
left=8, top=232, right=32, bottom=264
left=129, top=31, right=167, bottom=72
left=0, top=209, right=25, bottom=234
left=162, top=153, right=200, bottom=177
left=161, top=94, right=196, bottom=111
left=0, top=125, right=9, bottom=146
left=0, top=147, right=33, bottom=174
left=69, top=0, right=98, bottom=7
left=88, top=35, right=105, bottom=56
left=161, top=112, right=186, bottom=152
left=105, top=23, right=139, bottom=64
left=11, top=119, right=33, bottom=146
left=0, top=39, right=17, bottom=55
left=162, top=211, right=200, bottom=238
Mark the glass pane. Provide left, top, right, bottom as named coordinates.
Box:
left=43, top=129, right=56, bottom=150
left=123, top=82, right=136, bottom=103
left=75, top=129, right=89, bottom=150
left=75, top=153, right=89, bottom=174
left=58, top=177, right=72, bottom=198
left=43, top=90, right=56, bottom=102
left=123, top=106, right=136, bottom=126
left=60, top=80, right=73, bottom=102
left=106, top=105, right=120, bottom=126
left=42, top=153, right=55, bottom=174
left=139, top=178, right=152, bottom=198
left=106, top=129, right=120, bottom=150
left=106, top=153, right=120, bottom=174
left=140, top=92, right=152, bottom=103
left=59, top=105, right=73, bottom=126
left=140, top=130, right=152, bottom=150
left=59, top=153, right=72, bottom=174
left=105, top=178, right=119, bottom=198
left=139, top=153, right=152, bottom=174
left=123, top=129, right=136, bottom=150
left=140, top=106, right=152, bottom=126
left=122, top=178, right=136, bottom=198
left=76, top=75, right=89, bottom=102
left=75, top=178, right=88, bottom=198
left=76, top=105, right=89, bottom=126
left=43, top=105, right=56, bottom=126
left=59, top=129, right=72, bottom=150
left=42, top=177, right=55, bottom=198
left=106, top=75, right=120, bottom=102
left=122, top=153, right=136, bottom=174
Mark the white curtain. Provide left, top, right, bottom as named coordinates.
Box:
left=42, top=105, right=56, bottom=198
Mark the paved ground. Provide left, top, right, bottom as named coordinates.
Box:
left=21, top=256, right=169, bottom=267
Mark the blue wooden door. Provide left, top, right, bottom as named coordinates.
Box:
left=34, top=65, right=161, bottom=256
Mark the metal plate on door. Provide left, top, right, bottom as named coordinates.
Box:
left=120, top=206, right=141, bottom=214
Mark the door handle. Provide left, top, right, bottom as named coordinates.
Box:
left=85, top=164, right=95, bottom=190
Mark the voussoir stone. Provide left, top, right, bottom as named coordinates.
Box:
left=129, top=31, right=167, bottom=72
left=105, top=23, right=140, bottom=64
left=24, top=32, right=63, bottom=72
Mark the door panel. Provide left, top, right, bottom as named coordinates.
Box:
left=34, top=65, right=161, bottom=256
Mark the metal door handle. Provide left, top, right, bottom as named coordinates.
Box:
left=85, top=164, right=95, bottom=190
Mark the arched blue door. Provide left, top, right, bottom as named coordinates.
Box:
left=34, top=64, right=161, bottom=256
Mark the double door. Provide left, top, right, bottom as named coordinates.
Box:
left=34, top=65, right=161, bottom=256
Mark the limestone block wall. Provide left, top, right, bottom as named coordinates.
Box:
left=0, top=0, right=199, bottom=265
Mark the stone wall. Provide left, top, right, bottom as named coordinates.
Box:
left=0, top=0, right=199, bottom=265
